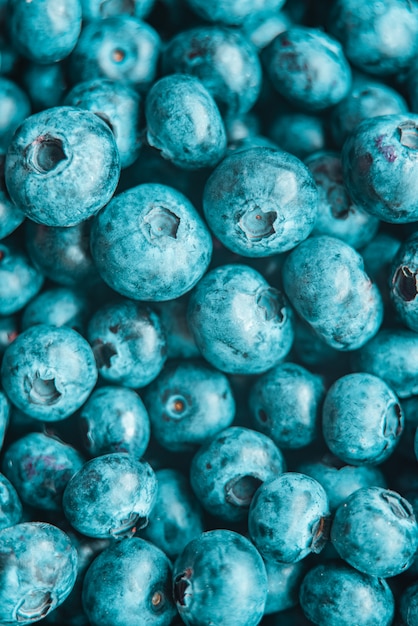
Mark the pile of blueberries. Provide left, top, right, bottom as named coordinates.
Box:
left=5, top=0, right=418, bottom=624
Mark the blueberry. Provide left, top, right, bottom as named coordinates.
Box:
left=162, top=26, right=262, bottom=118
left=21, top=61, right=68, bottom=112
left=282, top=235, right=383, bottom=350
left=82, top=537, right=176, bottom=626
left=145, top=74, right=226, bottom=169
left=299, top=561, right=395, bottom=626
left=331, top=487, right=418, bottom=577
left=322, top=373, right=403, bottom=465
left=400, top=582, right=418, bottom=626
left=79, top=385, right=150, bottom=458
left=264, top=560, right=306, bottom=615
left=390, top=232, right=418, bottom=331
left=203, top=147, right=318, bottom=257
left=0, top=521, right=78, bottom=623
left=328, top=0, right=418, bottom=76
left=263, top=27, right=352, bottom=111
left=0, top=77, right=31, bottom=154
left=0, top=473, right=22, bottom=530
left=144, top=359, right=234, bottom=452
left=81, top=0, right=155, bottom=20
left=141, top=468, right=204, bottom=559
left=351, top=328, right=418, bottom=398
left=65, top=78, right=142, bottom=168
left=241, top=9, right=291, bottom=49
left=1, top=324, right=98, bottom=421
left=248, top=472, right=330, bottom=563
left=63, top=453, right=157, bottom=538
left=185, top=0, right=286, bottom=25
left=0, top=236, right=44, bottom=315
left=190, top=426, right=285, bottom=522
left=342, top=114, right=418, bottom=223
left=87, top=299, right=167, bottom=388
left=249, top=362, right=325, bottom=449
left=173, top=529, right=267, bottom=626
left=298, top=453, right=387, bottom=511
left=70, top=15, right=161, bottom=90
left=21, top=287, right=91, bottom=335
left=91, top=183, right=213, bottom=301
left=153, top=296, right=200, bottom=360
left=8, top=0, right=82, bottom=63
left=2, top=431, right=85, bottom=511
left=6, top=107, right=120, bottom=227
left=305, top=151, right=380, bottom=249
left=268, top=113, right=326, bottom=160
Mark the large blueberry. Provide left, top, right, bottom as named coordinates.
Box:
left=63, top=453, right=157, bottom=538
left=282, top=236, right=383, bottom=350
left=1, top=324, right=98, bottom=421
left=331, top=487, right=418, bottom=577
left=21, top=287, right=91, bottom=335
left=5, top=107, right=120, bottom=227
left=203, top=147, right=318, bottom=257
left=173, top=529, right=267, bottom=626
left=82, top=537, right=176, bottom=626
left=342, top=114, right=418, bottom=223
left=143, top=360, right=235, bottom=452
left=0, top=522, right=78, bottom=623
left=187, top=264, right=294, bottom=374
left=299, top=562, right=394, bottom=626
left=145, top=74, right=226, bottom=169
left=190, top=426, right=285, bottom=521
left=248, top=472, right=330, bottom=563
left=91, top=183, right=212, bottom=301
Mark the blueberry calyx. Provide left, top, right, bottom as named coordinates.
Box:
left=174, top=569, right=192, bottom=607
left=151, top=590, right=165, bottom=611
left=110, top=512, right=145, bottom=537
left=164, top=394, right=189, bottom=420
left=256, top=287, right=285, bottom=322
left=24, top=371, right=62, bottom=406
left=92, top=340, right=118, bottom=368
left=393, top=265, right=417, bottom=301
left=143, top=207, right=180, bottom=242
left=15, top=590, right=53, bottom=621
left=398, top=121, right=418, bottom=150
left=381, top=491, right=414, bottom=520
left=310, top=516, right=331, bottom=553
left=27, top=135, right=68, bottom=175
left=238, top=207, right=277, bottom=241
left=225, top=474, right=263, bottom=507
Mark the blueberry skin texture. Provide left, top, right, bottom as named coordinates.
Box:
left=25, top=219, right=101, bottom=288
left=401, top=582, right=418, bottom=626
left=87, top=300, right=167, bottom=388
left=2, top=432, right=85, bottom=511
left=0, top=77, right=31, bottom=154
left=7, top=0, right=82, bottom=64
left=328, top=0, right=418, bottom=76
left=331, top=487, right=418, bottom=577
left=63, top=453, right=157, bottom=539
left=249, top=362, right=325, bottom=449
left=322, top=373, right=403, bottom=466
left=81, top=0, right=155, bottom=20
left=173, top=529, right=267, bottom=626
left=91, top=183, right=213, bottom=301
left=389, top=233, right=418, bottom=332
left=22, top=61, right=68, bottom=113
left=299, top=562, right=395, bottom=626
left=0, top=473, right=22, bottom=530
left=82, top=536, right=175, bottom=626
left=144, top=360, right=234, bottom=452
left=0, top=521, right=78, bottom=624
left=146, top=74, right=226, bottom=170
left=342, top=114, right=418, bottom=224
left=5, top=106, right=120, bottom=227
left=190, top=426, right=285, bottom=522
left=298, top=454, right=387, bottom=512
left=65, top=78, right=142, bottom=169
left=185, top=0, right=286, bottom=25
left=203, top=147, right=318, bottom=257
left=268, top=113, right=326, bottom=160
left=351, top=329, right=418, bottom=399
left=0, top=237, right=44, bottom=315
left=249, top=472, right=330, bottom=563
left=162, top=27, right=262, bottom=118
left=188, top=264, right=294, bottom=374
left=79, top=385, right=150, bottom=458
left=1, top=324, right=98, bottom=421
left=330, top=77, right=408, bottom=148
left=142, top=468, right=204, bottom=559
left=21, top=287, right=90, bottom=335
left=70, top=16, right=161, bottom=90
left=264, top=560, right=306, bottom=614
left=282, top=236, right=383, bottom=351
left=305, top=151, right=379, bottom=249
left=263, top=28, right=351, bottom=111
